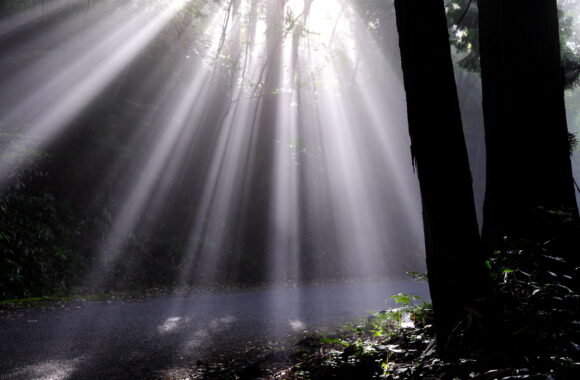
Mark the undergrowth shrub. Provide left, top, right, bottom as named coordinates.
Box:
left=0, top=177, right=77, bottom=299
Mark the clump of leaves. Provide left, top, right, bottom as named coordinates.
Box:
left=568, top=132, right=578, bottom=155
left=275, top=213, right=579, bottom=379
left=444, top=0, right=580, bottom=90
left=405, top=271, right=428, bottom=282
left=0, top=173, right=79, bottom=299
left=485, top=235, right=579, bottom=361
left=273, top=292, right=434, bottom=379
left=405, top=215, right=580, bottom=379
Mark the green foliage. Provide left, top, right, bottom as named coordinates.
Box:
left=390, top=293, right=421, bottom=306
left=445, top=0, right=580, bottom=90
left=319, top=337, right=350, bottom=347
left=274, top=211, right=580, bottom=379
left=0, top=179, right=78, bottom=298
left=0, top=124, right=85, bottom=298
left=569, top=131, right=578, bottom=155
left=445, top=0, right=480, bottom=72
left=405, top=271, right=427, bottom=281
left=281, top=291, right=434, bottom=379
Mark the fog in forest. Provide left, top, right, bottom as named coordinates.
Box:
left=1, top=1, right=579, bottom=379
left=1, top=0, right=579, bottom=296
left=0, top=0, right=428, bottom=293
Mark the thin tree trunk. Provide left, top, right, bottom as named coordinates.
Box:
left=394, top=0, right=489, bottom=350
left=478, top=0, right=579, bottom=247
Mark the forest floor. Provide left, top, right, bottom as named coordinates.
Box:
left=0, top=279, right=429, bottom=379
left=181, top=217, right=580, bottom=380
left=2, top=216, right=578, bottom=379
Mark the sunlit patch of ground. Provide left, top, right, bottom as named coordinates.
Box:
left=4, top=357, right=86, bottom=380
left=167, top=226, right=580, bottom=380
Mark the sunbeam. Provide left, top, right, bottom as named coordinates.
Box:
left=0, top=0, right=190, bottom=186
left=2, top=0, right=579, bottom=378
left=0, top=1, right=438, bottom=378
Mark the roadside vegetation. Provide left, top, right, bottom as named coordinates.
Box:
left=184, top=215, right=579, bottom=379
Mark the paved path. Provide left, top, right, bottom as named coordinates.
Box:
left=0, top=280, right=429, bottom=379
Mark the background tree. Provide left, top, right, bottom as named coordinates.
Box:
left=477, top=0, right=579, bottom=247
left=445, top=0, right=580, bottom=228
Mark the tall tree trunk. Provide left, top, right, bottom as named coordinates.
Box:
left=478, top=0, right=579, bottom=247
left=238, top=0, right=285, bottom=282
left=394, top=0, right=489, bottom=349
left=247, top=0, right=259, bottom=53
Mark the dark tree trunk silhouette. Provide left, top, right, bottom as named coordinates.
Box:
left=394, top=0, right=489, bottom=349
left=478, top=0, right=579, bottom=247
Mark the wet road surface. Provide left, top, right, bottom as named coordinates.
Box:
left=0, top=280, right=429, bottom=379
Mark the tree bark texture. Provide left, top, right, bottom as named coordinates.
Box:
left=478, top=0, right=579, bottom=247
left=394, top=0, right=489, bottom=348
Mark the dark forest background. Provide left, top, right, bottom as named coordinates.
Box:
left=0, top=0, right=579, bottom=303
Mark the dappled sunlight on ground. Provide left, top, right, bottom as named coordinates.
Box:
left=4, top=357, right=85, bottom=380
